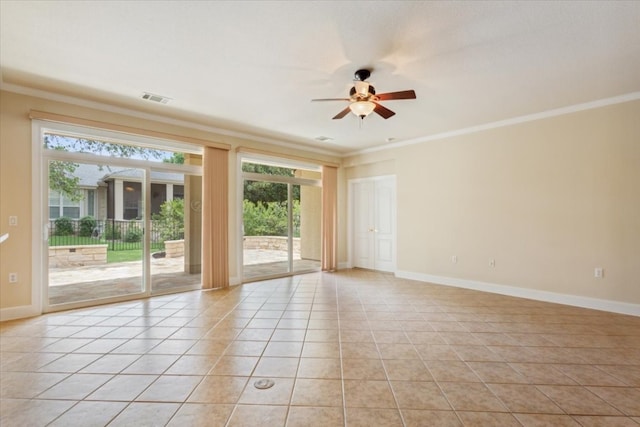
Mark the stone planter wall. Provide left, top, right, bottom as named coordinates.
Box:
left=243, top=236, right=301, bottom=253
left=49, top=245, right=108, bottom=268
left=165, top=239, right=184, bottom=258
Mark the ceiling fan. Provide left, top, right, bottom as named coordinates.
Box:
left=312, top=69, right=416, bottom=120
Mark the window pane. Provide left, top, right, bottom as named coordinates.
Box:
left=49, top=190, right=60, bottom=205
left=44, top=133, right=192, bottom=163
left=242, top=162, right=296, bottom=176
left=49, top=207, right=60, bottom=219
left=87, top=190, right=95, bottom=216
left=62, top=195, right=81, bottom=207
left=123, top=181, right=142, bottom=220
left=62, top=207, right=80, bottom=218
left=173, top=185, right=184, bottom=199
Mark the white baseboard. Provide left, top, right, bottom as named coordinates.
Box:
left=395, top=270, right=640, bottom=317
left=0, top=304, right=40, bottom=322
left=338, top=262, right=351, bottom=270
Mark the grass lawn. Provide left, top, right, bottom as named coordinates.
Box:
left=49, top=235, right=104, bottom=246
left=50, top=237, right=164, bottom=263
left=106, top=244, right=164, bottom=263
left=107, top=249, right=143, bottom=263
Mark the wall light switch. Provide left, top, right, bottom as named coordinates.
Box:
left=9, top=216, right=17, bottom=226
left=9, top=273, right=18, bottom=283
left=594, top=268, right=604, bottom=278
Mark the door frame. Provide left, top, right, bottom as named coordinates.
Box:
left=33, top=120, right=202, bottom=313
left=237, top=153, right=322, bottom=283
left=347, top=175, right=397, bottom=272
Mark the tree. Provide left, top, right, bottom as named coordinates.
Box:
left=163, top=152, right=185, bottom=164
left=45, top=134, right=164, bottom=200
left=153, top=198, right=184, bottom=241
left=242, top=162, right=300, bottom=204
left=49, top=159, right=83, bottom=201
left=243, top=199, right=300, bottom=237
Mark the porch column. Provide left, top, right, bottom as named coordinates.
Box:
left=114, top=179, right=124, bottom=220
left=166, top=184, right=174, bottom=201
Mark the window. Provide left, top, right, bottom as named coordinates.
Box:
left=173, top=185, right=184, bottom=200
left=87, top=190, right=95, bottom=217
left=123, top=181, right=142, bottom=220
left=49, top=190, right=81, bottom=219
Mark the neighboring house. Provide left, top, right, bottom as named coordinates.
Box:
left=49, top=164, right=184, bottom=221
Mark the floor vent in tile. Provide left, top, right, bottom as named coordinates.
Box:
left=254, top=379, right=275, bottom=390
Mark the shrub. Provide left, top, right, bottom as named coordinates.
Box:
left=123, top=226, right=143, bottom=243
left=153, top=199, right=184, bottom=241
left=54, top=217, right=74, bottom=236
left=78, top=216, right=96, bottom=237
left=243, top=199, right=300, bottom=237
left=104, top=222, right=122, bottom=240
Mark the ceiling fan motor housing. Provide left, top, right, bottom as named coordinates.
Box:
left=354, top=69, right=371, bottom=81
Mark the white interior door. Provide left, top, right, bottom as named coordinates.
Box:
left=351, top=176, right=396, bottom=272
left=353, top=181, right=375, bottom=269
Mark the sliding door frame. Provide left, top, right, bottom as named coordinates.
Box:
left=237, top=153, right=322, bottom=283
left=33, top=120, right=202, bottom=313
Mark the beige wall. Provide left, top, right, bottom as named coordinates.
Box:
left=0, top=90, right=340, bottom=310
left=344, top=100, right=640, bottom=304
left=2, top=87, right=638, bottom=312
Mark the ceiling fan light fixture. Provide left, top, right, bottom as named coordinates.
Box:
left=349, top=101, right=375, bottom=118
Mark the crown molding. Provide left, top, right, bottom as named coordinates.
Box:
left=346, top=92, right=640, bottom=157
left=4, top=82, right=638, bottom=161
left=0, top=82, right=341, bottom=157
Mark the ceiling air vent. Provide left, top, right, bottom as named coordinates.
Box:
left=141, top=92, right=171, bottom=104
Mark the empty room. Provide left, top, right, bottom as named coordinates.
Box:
left=1, top=1, right=639, bottom=426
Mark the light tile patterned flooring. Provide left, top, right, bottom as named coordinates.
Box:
left=1, top=269, right=640, bottom=426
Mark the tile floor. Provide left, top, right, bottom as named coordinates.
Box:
left=1, top=269, right=640, bottom=426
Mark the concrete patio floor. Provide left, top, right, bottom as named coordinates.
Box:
left=47, top=250, right=320, bottom=306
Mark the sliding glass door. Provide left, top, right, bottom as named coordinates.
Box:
left=241, top=160, right=321, bottom=282
left=242, top=180, right=291, bottom=280
left=149, top=170, right=202, bottom=294
left=40, top=128, right=203, bottom=311
left=47, top=161, right=146, bottom=305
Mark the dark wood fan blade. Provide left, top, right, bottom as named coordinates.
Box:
left=311, top=98, right=350, bottom=102
left=376, top=90, right=416, bottom=101
left=332, top=106, right=351, bottom=120
left=373, top=102, right=395, bottom=119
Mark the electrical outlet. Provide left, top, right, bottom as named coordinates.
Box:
left=9, top=216, right=18, bottom=226
left=9, top=273, right=18, bottom=283
left=451, top=255, right=457, bottom=264
left=594, top=268, right=604, bottom=278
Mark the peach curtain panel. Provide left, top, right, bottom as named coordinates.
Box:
left=202, top=147, right=229, bottom=289
left=321, top=165, right=338, bottom=271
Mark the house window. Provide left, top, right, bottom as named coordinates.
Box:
left=49, top=190, right=81, bottom=219
left=173, top=185, right=184, bottom=200
left=123, top=181, right=142, bottom=220
left=87, top=190, right=95, bottom=217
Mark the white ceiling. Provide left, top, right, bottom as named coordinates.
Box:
left=2, top=1, right=640, bottom=155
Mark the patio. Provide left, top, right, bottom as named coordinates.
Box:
left=48, top=250, right=320, bottom=306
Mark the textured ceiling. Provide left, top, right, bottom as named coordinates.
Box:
left=2, top=1, right=640, bottom=155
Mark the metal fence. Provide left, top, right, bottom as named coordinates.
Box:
left=49, top=218, right=184, bottom=251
